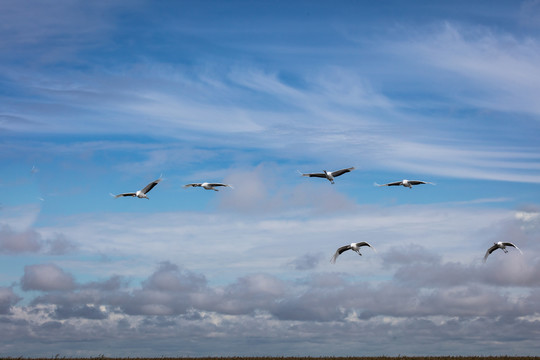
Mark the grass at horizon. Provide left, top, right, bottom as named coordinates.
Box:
left=2, top=357, right=539, bottom=360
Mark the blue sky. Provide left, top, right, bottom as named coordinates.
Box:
left=1, top=0, right=540, bottom=357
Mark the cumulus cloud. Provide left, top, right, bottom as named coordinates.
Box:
left=382, top=243, right=441, bottom=266
left=482, top=256, right=540, bottom=287
left=1, top=247, right=540, bottom=356
left=208, top=274, right=287, bottom=315
left=116, top=262, right=209, bottom=316
left=82, top=275, right=127, bottom=291
left=0, top=225, right=77, bottom=255
left=17, top=250, right=540, bottom=323
left=0, top=287, right=21, bottom=314
left=45, top=233, right=78, bottom=255
left=21, top=263, right=77, bottom=291
left=142, top=261, right=206, bottom=292
left=53, top=304, right=108, bottom=320
left=288, top=252, right=323, bottom=270
left=515, top=206, right=540, bottom=236
left=0, top=225, right=41, bottom=253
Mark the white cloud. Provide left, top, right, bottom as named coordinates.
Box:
left=0, top=224, right=77, bottom=255
left=31, top=202, right=514, bottom=287
left=0, top=204, right=41, bottom=231
left=378, top=140, right=540, bottom=183
left=2, top=246, right=540, bottom=356
left=21, top=263, right=76, bottom=291
left=0, top=225, right=41, bottom=253
left=393, top=22, right=540, bottom=116
left=0, top=287, right=21, bottom=314
left=4, top=57, right=539, bottom=184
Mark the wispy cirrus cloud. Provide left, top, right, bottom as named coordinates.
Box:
left=390, top=22, right=540, bottom=116
left=3, top=58, right=539, bottom=183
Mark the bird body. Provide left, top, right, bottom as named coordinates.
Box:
left=376, top=179, right=433, bottom=189
left=299, top=167, right=355, bottom=184
left=184, top=182, right=233, bottom=191
left=483, top=241, right=522, bottom=262
left=112, top=177, right=162, bottom=199
left=331, top=241, right=376, bottom=263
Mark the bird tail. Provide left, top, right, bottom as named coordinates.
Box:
left=297, top=170, right=305, bottom=176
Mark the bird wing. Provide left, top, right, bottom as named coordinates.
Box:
left=331, top=167, right=355, bottom=177
left=141, top=178, right=161, bottom=194
left=483, top=244, right=499, bottom=262
left=502, top=242, right=523, bottom=255
left=356, top=242, right=377, bottom=253
left=378, top=181, right=402, bottom=187
left=183, top=183, right=201, bottom=188
left=408, top=180, right=434, bottom=186
left=208, top=183, right=230, bottom=187
left=330, top=245, right=352, bottom=263
left=113, top=193, right=136, bottom=198
left=301, top=172, right=327, bottom=178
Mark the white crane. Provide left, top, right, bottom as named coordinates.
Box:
left=112, top=177, right=162, bottom=199
left=483, top=241, right=522, bottom=262
left=183, top=182, right=233, bottom=191
left=376, top=179, right=434, bottom=189
left=299, top=167, right=355, bottom=184
left=331, top=241, right=376, bottom=263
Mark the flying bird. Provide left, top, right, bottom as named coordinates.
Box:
left=376, top=179, right=434, bottom=189
left=183, top=182, right=233, bottom=191
left=483, top=241, right=523, bottom=262
left=112, top=177, right=162, bottom=199
left=331, top=241, right=376, bottom=263
left=299, top=167, right=355, bottom=184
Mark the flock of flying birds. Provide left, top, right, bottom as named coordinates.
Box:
left=111, top=166, right=523, bottom=264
